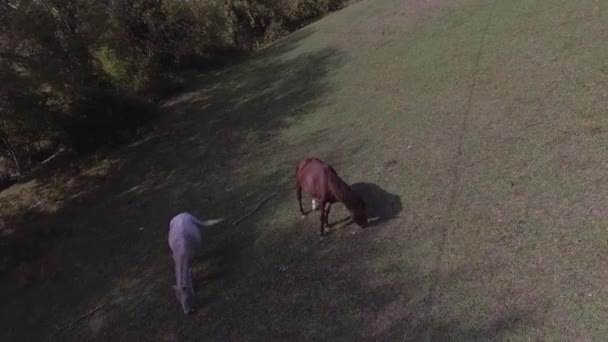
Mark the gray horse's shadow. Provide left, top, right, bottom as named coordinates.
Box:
left=351, top=182, right=402, bottom=227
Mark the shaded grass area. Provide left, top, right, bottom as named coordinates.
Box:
left=0, top=27, right=354, bottom=340
left=1, top=0, right=608, bottom=340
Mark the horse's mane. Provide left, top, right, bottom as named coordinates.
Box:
left=327, top=169, right=360, bottom=209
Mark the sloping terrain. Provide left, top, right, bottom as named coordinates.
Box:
left=2, top=0, right=608, bottom=340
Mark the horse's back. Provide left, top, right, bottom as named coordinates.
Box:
left=296, top=157, right=320, bottom=174
left=296, top=158, right=336, bottom=201
left=296, top=158, right=328, bottom=180
left=168, top=213, right=202, bottom=258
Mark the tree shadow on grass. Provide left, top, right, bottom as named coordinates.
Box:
left=0, top=26, right=348, bottom=340
left=0, top=26, right=326, bottom=274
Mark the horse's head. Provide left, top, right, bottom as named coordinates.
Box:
left=351, top=197, right=368, bottom=227
left=173, top=285, right=196, bottom=315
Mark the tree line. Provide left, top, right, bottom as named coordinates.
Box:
left=0, top=0, right=350, bottom=178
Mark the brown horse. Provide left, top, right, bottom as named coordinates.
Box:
left=295, top=158, right=368, bottom=236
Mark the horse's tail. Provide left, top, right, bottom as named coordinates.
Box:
left=198, top=218, right=225, bottom=227
left=295, top=162, right=301, bottom=179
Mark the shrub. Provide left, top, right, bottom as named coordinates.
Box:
left=0, top=0, right=356, bottom=174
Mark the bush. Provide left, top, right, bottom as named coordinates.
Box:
left=0, top=0, right=355, bottom=174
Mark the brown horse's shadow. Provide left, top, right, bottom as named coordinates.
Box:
left=323, top=182, right=402, bottom=234
left=351, top=182, right=402, bottom=228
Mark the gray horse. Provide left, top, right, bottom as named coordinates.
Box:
left=168, top=212, right=223, bottom=315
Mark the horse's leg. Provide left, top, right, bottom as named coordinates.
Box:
left=296, top=183, right=305, bottom=216
left=325, top=203, right=332, bottom=225
left=319, top=200, right=327, bottom=236
left=189, top=266, right=199, bottom=309
left=189, top=266, right=195, bottom=293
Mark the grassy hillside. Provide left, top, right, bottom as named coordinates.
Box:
left=1, top=0, right=608, bottom=340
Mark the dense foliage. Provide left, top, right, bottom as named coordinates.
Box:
left=0, top=0, right=350, bottom=175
